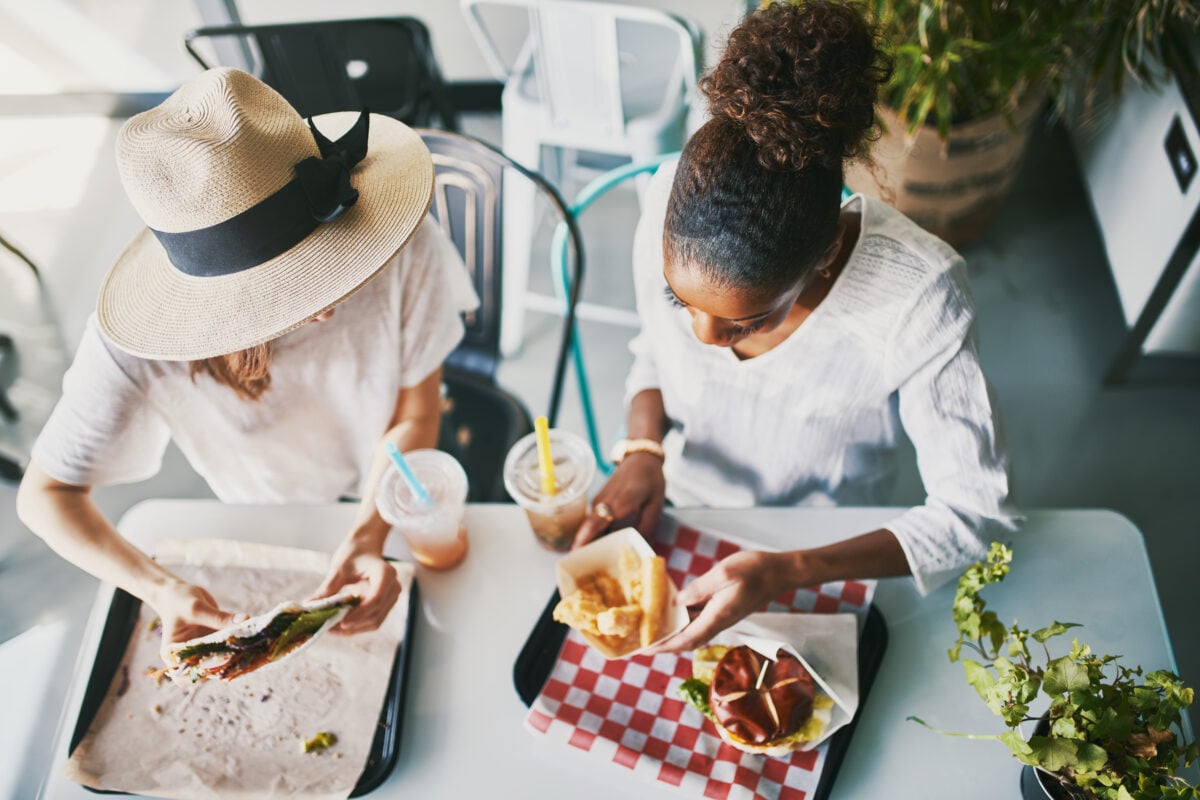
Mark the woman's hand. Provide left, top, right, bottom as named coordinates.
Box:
left=644, top=550, right=800, bottom=654
left=311, top=538, right=402, bottom=635
left=155, top=582, right=240, bottom=665
left=573, top=453, right=666, bottom=548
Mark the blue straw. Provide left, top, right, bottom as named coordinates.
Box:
left=385, top=443, right=433, bottom=507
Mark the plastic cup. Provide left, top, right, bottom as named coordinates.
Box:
left=503, top=428, right=596, bottom=551
left=375, top=449, right=469, bottom=570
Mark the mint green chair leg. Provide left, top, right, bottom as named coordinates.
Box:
left=551, top=153, right=681, bottom=475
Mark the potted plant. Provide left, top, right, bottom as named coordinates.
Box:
left=835, top=0, right=1200, bottom=247
left=911, top=543, right=1199, bottom=800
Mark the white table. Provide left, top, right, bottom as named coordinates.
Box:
left=35, top=502, right=1193, bottom=799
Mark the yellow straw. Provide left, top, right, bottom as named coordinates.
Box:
left=534, top=416, right=557, bottom=497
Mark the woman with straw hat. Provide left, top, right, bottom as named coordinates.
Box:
left=16, top=68, right=477, bottom=657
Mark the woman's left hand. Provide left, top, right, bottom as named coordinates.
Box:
left=311, top=539, right=402, bottom=635
left=644, top=550, right=799, bottom=654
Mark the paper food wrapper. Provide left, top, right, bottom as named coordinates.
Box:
left=555, top=528, right=689, bottom=659
left=65, top=538, right=412, bottom=800
left=709, top=611, right=859, bottom=750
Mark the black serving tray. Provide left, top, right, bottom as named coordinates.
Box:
left=69, top=569, right=420, bottom=798
left=514, top=591, right=888, bottom=800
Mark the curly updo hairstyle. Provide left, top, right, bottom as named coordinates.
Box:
left=665, top=1, right=891, bottom=296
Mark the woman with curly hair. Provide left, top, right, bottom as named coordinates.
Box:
left=575, top=0, right=1020, bottom=650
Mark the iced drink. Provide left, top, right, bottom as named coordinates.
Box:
left=375, top=449, right=469, bottom=570
left=503, top=429, right=596, bottom=551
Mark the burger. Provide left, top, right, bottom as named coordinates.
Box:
left=677, top=644, right=834, bottom=755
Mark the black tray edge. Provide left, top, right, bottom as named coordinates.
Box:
left=68, top=565, right=420, bottom=797
left=512, top=596, right=889, bottom=800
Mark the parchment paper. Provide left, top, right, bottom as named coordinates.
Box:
left=65, top=538, right=412, bottom=800
left=711, top=612, right=860, bottom=749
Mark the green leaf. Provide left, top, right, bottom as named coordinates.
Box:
left=1044, top=657, right=1092, bottom=695
left=1050, top=717, right=1078, bottom=738
left=963, top=659, right=996, bottom=702
left=1028, top=735, right=1105, bottom=773
left=1034, top=622, right=1082, bottom=643
left=1075, top=741, right=1109, bottom=773
left=268, top=606, right=341, bottom=661
left=1000, top=729, right=1036, bottom=764
left=1029, top=736, right=1083, bottom=771
left=677, top=679, right=714, bottom=721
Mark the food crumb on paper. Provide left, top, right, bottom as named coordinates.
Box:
left=300, top=731, right=337, bottom=753
left=143, top=666, right=168, bottom=687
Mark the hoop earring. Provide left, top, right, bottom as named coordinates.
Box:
left=818, top=266, right=833, bottom=279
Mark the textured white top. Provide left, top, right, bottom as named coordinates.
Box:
left=626, top=163, right=1021, bottom=594
left=32, top=218, right=475, bottom=504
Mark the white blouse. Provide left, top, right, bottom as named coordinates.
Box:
left=32, top=218, right=476, bottom=505
left=626, top=162, right=1021, bottom=594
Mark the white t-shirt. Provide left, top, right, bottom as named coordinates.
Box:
left=32, top=217, right=476, bottom=504
left=627, top=162, right=1021, bottom=594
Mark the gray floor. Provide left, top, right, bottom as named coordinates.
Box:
left=1, top=107, right=1197, bottom=757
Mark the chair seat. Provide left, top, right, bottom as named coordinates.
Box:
left=437, top=368, right=533, bottom=503
left=505, top=74, right=688, bottom=153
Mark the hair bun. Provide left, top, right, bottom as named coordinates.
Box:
left=702, top=1, right=890, bottom=172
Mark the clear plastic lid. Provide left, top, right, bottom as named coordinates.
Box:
left=502, top=428, right=596, bottom=512
left=375, top=449, right=468, bottom=524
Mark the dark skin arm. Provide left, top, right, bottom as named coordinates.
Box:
left=573, top=389, right=669, bottom=547
left=645, top=528, right=910, bottom=653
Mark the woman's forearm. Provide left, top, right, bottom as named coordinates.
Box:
left=16, top=463, right=184, bottom=607
left=785, top=528, right=911, bottom=587
left=627, top=389, right=668, bottom=441
left=349, top=369, right=443, bottom=552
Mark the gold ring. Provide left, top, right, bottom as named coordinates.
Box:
left=593, top=502, right=615, bottom=522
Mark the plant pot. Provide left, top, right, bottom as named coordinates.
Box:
left=1018, top=716, right=1090, bottom=800
left=1021, top=762, right=1071, bottom=800
left=845, top=93, right=1045, bottom=249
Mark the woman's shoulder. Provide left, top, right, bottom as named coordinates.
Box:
left=832, top=196, right=974, bottom=341
left=85, top=314, right=160, bottom=385
left=846, top=198, right=969, bottom=303
left=856, top=197, right=963, bottom=278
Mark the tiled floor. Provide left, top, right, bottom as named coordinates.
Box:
left=1, top=105, right=1197, bottom=797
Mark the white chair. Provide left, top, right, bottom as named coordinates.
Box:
left=461, top=0, right=702, bottom=356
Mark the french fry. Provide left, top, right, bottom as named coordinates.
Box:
left=638, top=555, right=669, bottom=647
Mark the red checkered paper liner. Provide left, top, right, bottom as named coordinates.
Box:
left=524, top=516, right=875, bottom=800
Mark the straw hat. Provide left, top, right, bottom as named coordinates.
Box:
left=97, top=67, right=433, bottom=361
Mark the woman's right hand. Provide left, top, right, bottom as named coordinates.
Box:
left=154, top=582, right=240, bottom=666
left=573, top=453, right=666, bottom=548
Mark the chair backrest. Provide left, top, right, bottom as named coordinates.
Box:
left=0, top=233, right=67, bottom=482
left=462, top=0, right=701, bottom=139
left=185, top=18, right=458, bottom=130
left=437, top=368, right=532, bottom=503
left=417, top=129, right=583, bottom=426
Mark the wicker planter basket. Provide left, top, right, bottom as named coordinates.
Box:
left=846, top=94, right=1044, bottom=248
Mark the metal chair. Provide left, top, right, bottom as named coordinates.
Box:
left=0, top=233, right=68, bottom=484
left=185, top=17, right=458, bottom=130
left=419, top=129, right=584, bottom=501
left=461, top=0, right=703, bottom=355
